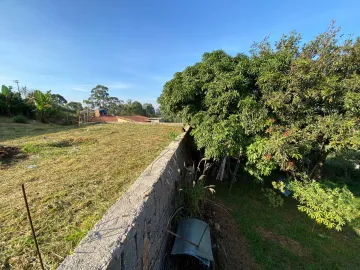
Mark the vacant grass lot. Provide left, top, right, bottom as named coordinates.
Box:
left=216, top=179, right=360, bottom=269
left=0, top=117, right=182, bottom=269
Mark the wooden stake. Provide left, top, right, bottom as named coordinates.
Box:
left=22, top=184, right=45, bottom=270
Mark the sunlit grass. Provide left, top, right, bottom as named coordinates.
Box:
left=0, top=118, right=182, bottom=269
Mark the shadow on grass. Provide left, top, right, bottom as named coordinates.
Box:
left=0, top=118, right=97, bottom=142
left=0, top=145, right=28, bottom=168
left=214, top=173, right=360, bottom=270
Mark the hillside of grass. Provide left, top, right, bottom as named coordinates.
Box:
left=216, top=179, right=360, bottom=269
left=0, top=118, right=182, bottom=269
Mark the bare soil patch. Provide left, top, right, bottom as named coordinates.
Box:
left=202, top=199, right=259, bottom=270
left=0, top=145, right=28, bottom=168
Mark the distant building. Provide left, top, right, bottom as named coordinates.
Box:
left=148, top=117, right=164, bottom=123
left=95, top=108, right=107, bottom=117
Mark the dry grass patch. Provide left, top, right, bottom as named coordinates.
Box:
left=256, top=227, right=310, bottom=257
left=0, top=120, right=182, bottom=269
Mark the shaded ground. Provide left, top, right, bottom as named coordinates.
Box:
left=0, top=116, right=74, bottom=142
left=202, top=199, right=258, bottom=270
left=216, top=181, right=360, bottom=269
left=163, top=199, right=258, bottom=270
left=256, top=227, right=309, bottom=258
left=0, top=145, right=28, bottom=168
left=0, top=119, right=182, bottom=269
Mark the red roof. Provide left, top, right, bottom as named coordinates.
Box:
left=118, top=115, right=149, bottom=122
left=89, top=116, right=119, bottom=122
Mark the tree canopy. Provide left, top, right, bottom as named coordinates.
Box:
left=51, top=94, right=67, bottom=106
left=158, top=23, right=360, bottom=229
left=67, top=101, right=83, bottom=112
left=143, top=103, right=155, bottom=116
left=85, top=85, right=110, bottom=108
left=104, top=97, right=121, bottom=115
left=131, top=101, right=145, bottom=115
left=83, top=85, right=151, bottom=116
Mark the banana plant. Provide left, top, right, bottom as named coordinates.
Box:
left=33, top=90, right=52, bottom=122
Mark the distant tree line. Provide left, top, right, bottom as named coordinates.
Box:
left=1, top=83, right=161, bottom=124
left=0, top=84, right=83, bottom=124
left=84, top=85, right=159, bottom=117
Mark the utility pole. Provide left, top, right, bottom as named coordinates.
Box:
left=13, top=80, right=20, bottom=92
left=22, top=85, right=28, bottom=98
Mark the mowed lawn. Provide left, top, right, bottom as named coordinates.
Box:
left=216, top=180, right=360, bottom=269
left=0, top=118, right=182, bottom=269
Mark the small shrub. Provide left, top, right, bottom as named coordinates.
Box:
left=180, top=175, right=215, bottom=216
left=47, top=140, right=73, bottom=148
left=168, top=131, right=179, bottom=140
left=22, top=143, right=42, bottom=154
left=291, top=179, right=357, bottom=231
left=46, top=137, right=97, bottom=148
left=263, top=188, right=284, bottom=208
left=179, top=180, right=206, bottom=216
left=11, top=115, right=28, bottom=124
left=65, top=227, right=87, bottom=247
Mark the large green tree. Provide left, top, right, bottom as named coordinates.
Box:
left=84, top=85, right=125, bottom=115
left=143, top=103, right=155, bottom=116
left=131, top=101, right=146, bottom=115
left=67, top=101, right=83, bottom=112
left=85, top=85, right=110, bottom=108
left=158, top=23, right=360, bottom=230
left=51, top=94, right=67, bottom=106
left=107, top=97, right=124, bottom=115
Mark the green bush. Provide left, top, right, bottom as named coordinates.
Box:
left=262, top=188, right=284, bottom=208
left=46, top=108, right=77, bottom=125
left=290, top=179, right=357, bottom=231
left=168, top=130, right=179, bottom=140
left=178, top=161, right=215, bottom=217
left=22, top=143, right=42, bottom=154
left=11, top=115, right=28, bottom=124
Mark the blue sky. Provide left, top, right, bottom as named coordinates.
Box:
left=0, top=0, right=359, bottom=107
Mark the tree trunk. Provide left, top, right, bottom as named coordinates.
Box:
left=40, top=111, right=45, bottom=123
left=310, top=152, right=328, bottom=179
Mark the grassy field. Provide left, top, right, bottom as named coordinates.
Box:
left=216, top=179, right=360, bottom=269
left=0, top=117, right=182, bottom=269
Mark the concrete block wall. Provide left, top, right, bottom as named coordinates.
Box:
left=58, top=130, right=191, bottom=270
